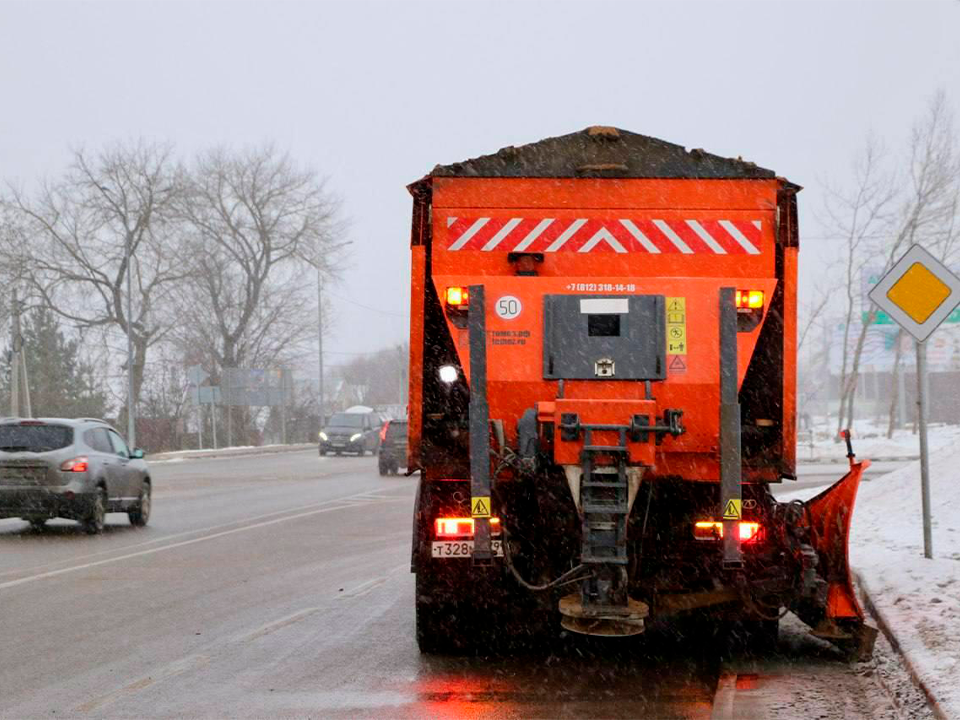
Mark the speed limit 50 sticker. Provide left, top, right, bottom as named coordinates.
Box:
left=495, top=295, right=522, bottom=320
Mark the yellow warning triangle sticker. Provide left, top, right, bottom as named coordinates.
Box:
left=722, top=499, right=741, bottom=520
left=471, top=496, right=491, bottom=518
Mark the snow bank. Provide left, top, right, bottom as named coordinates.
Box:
left=784, top=443, right=960, bottom=716
left=797, top=420, right=960, bottom=462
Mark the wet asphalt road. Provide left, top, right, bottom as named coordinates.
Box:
left=0, top=451, right=911, bottom=718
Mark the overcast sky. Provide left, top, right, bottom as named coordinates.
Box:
left=2, top=0, right=959, bottom=374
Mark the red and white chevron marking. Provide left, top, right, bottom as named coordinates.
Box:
left=444, top=217, right=763, bottom=254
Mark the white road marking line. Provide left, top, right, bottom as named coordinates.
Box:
left=511, top=218, right=554, bottom=251
left=481, top=217, right=522, bottom=251
left=448, top=217, right=489, bottom=250
left=0, top=492, right=404, bottom=593
left=76, top=654, right=211, bottom=713
left=619, top=219, right=661, bottom=253
left=238, top=607, right=325, bottom=643
left=544, top=218, right=586, bottom=252
left=686, top=219, right=727, bottom=254
left=0, top=490, right=405, bottom=582
left=719, top=220, right=760, bottom=254
left=652, top=220, right=693, bottom=253
left=710, top=671, right=737, bottom=720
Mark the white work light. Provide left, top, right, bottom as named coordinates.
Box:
left=438, top=365, right=458, bottom=384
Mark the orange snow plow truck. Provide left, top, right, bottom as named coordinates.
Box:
left=406, top=127, right=876, bottom=658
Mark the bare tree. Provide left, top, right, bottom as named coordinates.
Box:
left=176, top=146, right=344, bottom=442
left=3, top=141, right=187, bottom=415
left=882, top=91, right=960, bottom=435
left=821, top=136, right=896, bottom=434
left=824, top=91, right=960, bottom=434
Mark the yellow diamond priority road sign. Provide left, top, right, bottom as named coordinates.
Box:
left=868, top=245, right=960, bottom=343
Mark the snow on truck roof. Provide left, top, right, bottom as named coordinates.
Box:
left=411, top=126, right=792, bottom=188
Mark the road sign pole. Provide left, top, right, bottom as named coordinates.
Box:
left=211, top=400, right=218, bottom=450
left=916, top=340, right=933, bottom=559
left=197, top=404, right=203, bottom=451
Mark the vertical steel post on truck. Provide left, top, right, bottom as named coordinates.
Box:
left=719, top=287, right=742, bottom=567
left=469, top=285, right=493, bottom=565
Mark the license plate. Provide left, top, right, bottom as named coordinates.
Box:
left=331, top=443, right=345, bottom=448
left=431, top=540, right=503, bottom=558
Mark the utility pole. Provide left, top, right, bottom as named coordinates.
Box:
left=280, top=369, right=288, bottom=445
left=317, top=267, right=325, bottom=424
left=125, top=233, right=137, bottom=448
left=10, top=289, right=21, bottom=417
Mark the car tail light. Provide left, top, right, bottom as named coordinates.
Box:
left=445, top=286, right=469, bottom=307
left=693, top=520, right=761, bottom=543
left=379, top=421, right=390, bottom=442
left=735, top=290, right=764, bottom=311
left=434, top=516, right=501, bottom=538
left=60, top=456, right=89, bottom=473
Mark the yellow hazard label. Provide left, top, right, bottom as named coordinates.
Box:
left=665, top=297, right=687, bottom=356
left=471, top=496, right=491, bottom=518
left=722, top=499, right=742, bottom=520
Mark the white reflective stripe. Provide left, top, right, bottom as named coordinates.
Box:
left=652, top=220, right=693, bottom=254
left=619, top=219, right=661, bottom=253
left=719, top=220, right=760, bottom=254
left=447, top=216, right=457, bottom=227
left=448, top=217, right=490, bottom=250
left=480, top=218, right=522, bottom=251
left=685, top=220, right=726, bottom=254
left=578, top=228, right=626, bottom=253
left=580, top=298, right=629, bottom=314
left=752, top=220, right=762, bottom=231
left=545, top=218, right=587, bottom=252
left=512, top=218, right=554, bottom=251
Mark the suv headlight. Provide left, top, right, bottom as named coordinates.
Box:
left=319, top=431, right=328, bottom=441
left=350, top=433, right=362, bottom=442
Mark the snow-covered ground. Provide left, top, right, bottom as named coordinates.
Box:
left=783, top=442, right=960, bottom=718
left=797, top=418, right=960, bottom=462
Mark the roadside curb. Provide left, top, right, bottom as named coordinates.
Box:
left=856, top=572, right=948, bottom=720
left=798, top=455, right=918, bottom=464
left=148, top=443, right=316, bottom=462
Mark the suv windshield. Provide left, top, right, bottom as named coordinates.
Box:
left=327, top=413, right=365, bottom=428
left=0, top=424, right=73, bottom=453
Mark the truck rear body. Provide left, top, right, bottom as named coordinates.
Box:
left=406, top=128, right=875, bottom=657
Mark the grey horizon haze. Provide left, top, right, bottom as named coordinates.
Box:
left=2, top=0, right=959, bottom=371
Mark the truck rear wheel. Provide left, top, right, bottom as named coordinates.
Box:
left=415, top=570, right=475, bottom=654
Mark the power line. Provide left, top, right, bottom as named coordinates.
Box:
left=325, top=290, right=409, bottom=319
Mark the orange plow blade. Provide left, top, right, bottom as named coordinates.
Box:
left=798, top=459, right=878, bottom=659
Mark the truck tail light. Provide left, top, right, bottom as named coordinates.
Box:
left=445, top=286, right=469, bottom=307
left=735, top=290, right=764, bottom=311
left=60, top=456, right=89, bottom=473
left=693, top=520, right=761, bottom=543
left=379, top=421, right=390, bottom=442
left=434, top=516, right=501, bottom=538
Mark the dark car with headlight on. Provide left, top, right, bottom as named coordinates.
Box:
left=0, top=417, right=151, bottom=533
left=318, top=410, right=381, bottom=456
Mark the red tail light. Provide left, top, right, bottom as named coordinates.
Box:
left=693, top=520, right=761, bottom=543
left=60, top=456, right=89, bottom=473
left=379, top=421, right=390, bottom=442
left=434, top=516, right=501, bottom=538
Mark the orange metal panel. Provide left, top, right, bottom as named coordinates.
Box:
left=782, top=246, right=798, bottom=473
left=406, top=245, right=426, bottom=469
left=433, top=178, right=780, bottom=211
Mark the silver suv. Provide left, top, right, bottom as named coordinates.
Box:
left=0, top=417, right=151, bottom=534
